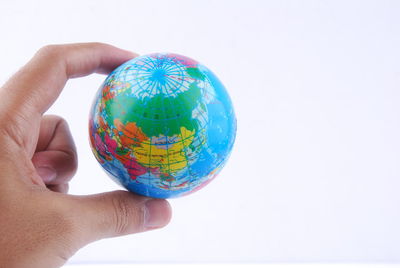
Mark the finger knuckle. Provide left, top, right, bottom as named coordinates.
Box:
left=37, top=45, right=63, bottom=58
left=51, top=115, right=69, bottom=132
left=111, top=192, right=144, bottom=235
left=56, top=116, right=69, bottom=128
left=43, top=114, right=64, bottom=122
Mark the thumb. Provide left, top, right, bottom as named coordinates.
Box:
left=67, top=190, right=172, bottom=243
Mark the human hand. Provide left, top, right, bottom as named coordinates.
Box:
left=0, top=43, right=172, bottom=268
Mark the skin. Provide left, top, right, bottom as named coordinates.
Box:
left=0, top=43, right=172, bottom=268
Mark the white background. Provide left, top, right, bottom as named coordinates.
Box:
left=0, top=0, right=399, bottom=264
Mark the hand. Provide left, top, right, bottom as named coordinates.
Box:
left=0, top=43, right=172, bottom=268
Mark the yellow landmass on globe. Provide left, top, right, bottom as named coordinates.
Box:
left=133, top=127, right=195, bottom=173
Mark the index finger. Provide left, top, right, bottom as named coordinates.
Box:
left=0, top=42, right=137, bottom=122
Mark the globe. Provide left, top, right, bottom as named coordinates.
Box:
left=89, top=53, right=236, bottom=198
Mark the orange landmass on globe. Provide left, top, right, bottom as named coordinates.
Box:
left=114, top=118, right=148, bottom=146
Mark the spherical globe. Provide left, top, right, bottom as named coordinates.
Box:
left=89, top=53, right=236, bottom=198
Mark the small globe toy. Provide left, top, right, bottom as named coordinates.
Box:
left=89, top=53, right=236, bottom=198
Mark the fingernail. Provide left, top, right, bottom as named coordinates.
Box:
left=144, top=199, right=171, bottom=230
left=37, top=167, right=57, bottom=183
